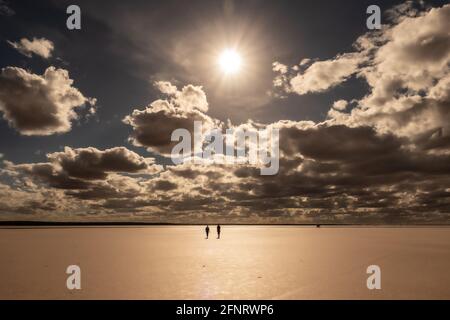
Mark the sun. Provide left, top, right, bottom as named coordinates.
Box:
left=218, top=49, right=242, bottom=75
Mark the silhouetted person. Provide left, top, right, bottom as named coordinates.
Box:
left=217, top=224, right=221, bottom=239
left=205, top=225, right=210, bottom=239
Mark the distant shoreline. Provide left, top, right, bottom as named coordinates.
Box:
left=0, top=221, right=449, bottom=228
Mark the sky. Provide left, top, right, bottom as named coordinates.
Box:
left=0, top=0, right=449, bottom=223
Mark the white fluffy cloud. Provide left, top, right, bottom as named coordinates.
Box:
left=276, top=4, right=450, bottom=102
left=329, top=4, right=450, bottom=139
left=0, top=66, right=96, bottom=136
left=332, top=100, right=348, bottom=111
left=289, top=53, right=364, bottom=95
left=154, top=81, right=209, bottom=112
left=276, top=3, right=450, bottom=142
left=362, top=5, right=450, bottom=106
left=272, top=61, right=288, bottom=74
left=7, top=37, right=54, bottom=59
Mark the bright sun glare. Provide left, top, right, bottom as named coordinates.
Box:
left=218, top=49, right=242, bottom=75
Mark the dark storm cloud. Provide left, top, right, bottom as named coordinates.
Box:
left=151, top=179, right=178, bottom=191
left=123, top=102, right=215, bottom=155
left=0, top=66, right=96, bottom=136
left=65, top=180, right=141, bottom=200
left=47, top=147, right=155, bottom=180
left=123, top=82, right=219, bottom=155
left=4, top=161, right=92, bottom=190
left=1, top=146, right=164, bottom=214
left=5, top=146, right=158, bottom=184
left=2, top=147, right=160, bottom=204
left=278, top=124, right=402, bottom=161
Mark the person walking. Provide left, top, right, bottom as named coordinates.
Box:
left=205, top=225, right=210, bottom=239
left=217, top=224, right=221, bottom=239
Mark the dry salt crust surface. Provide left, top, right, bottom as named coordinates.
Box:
left=0, top=226, right=449, bottom=299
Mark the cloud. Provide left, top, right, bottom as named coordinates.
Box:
left=363, top=5, right=450, bottom=103
left=154, top=81, right=178, bottom=95
left=6, top=146, right=159, bottom=183
left=1, top=3, right=450, bottom=223
left=285, top=53, right=364, bottom=95
left=124, top=101, right=217, bottom=155
left=124, top=81, right=218, bottom=155
left=4, top=161, right=93, bottom=190
left=122, top=4, right=450, bottom=223
left=272, top=62, right=290, bottom=92
left=277, top=123, right=402, bottom=161
left=276, top=4, right=449, bottom=100
left=3, top=119, right=450, bottom=222
left=175, top=84, right=209, bottom=112
left=154, top=81, right=209, bottom=112
left=2, top=146, right=162, bottom=208
left=47, top=146, right=159, bottom=180
left=273, top=3, right=450, bottom=143
left=0, top=182, right=69, bottom=216
left=0, top=66, right=96, bottom=136
left=385, top=0, right=426, bottom=23
left=332, top=100, right=348, bottom=111
left=272, top=61, right=288, bottom=74
left=65, top=174, right=145, bottom=201
left=0, top=0, right=14, bottom=16
left=328, top=4, right=450, bottom=140
left=299, top=58, right=311, bottom=66
left=7, top=37, right=54, bottom=59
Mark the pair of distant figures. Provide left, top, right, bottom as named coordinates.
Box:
left=205, top=225, right=221, bottom=239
